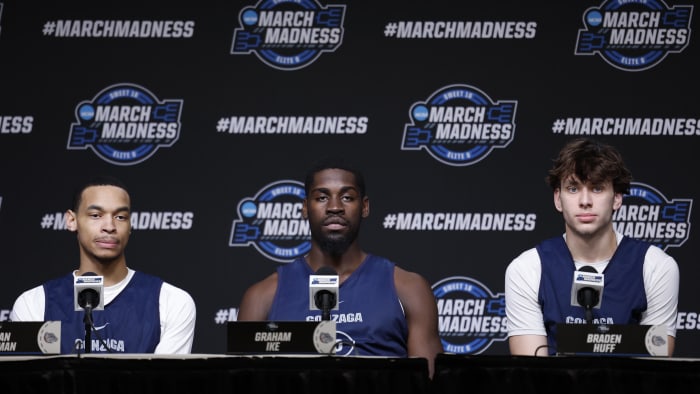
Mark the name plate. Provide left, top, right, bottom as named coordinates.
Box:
left=227, top=320, right=336, bottom=355
left=556, top=324, right=667, bottom=356
left=0, top=321, right=61, bottom=355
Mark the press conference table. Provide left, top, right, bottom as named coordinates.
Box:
left=433, top=353, right=700, bottom=394
left=3, top=353, right=700, bottom=394
left=0, top=353, right=429, bottom=394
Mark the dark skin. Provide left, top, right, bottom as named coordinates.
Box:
left=238, top=168, right=443, bottom=378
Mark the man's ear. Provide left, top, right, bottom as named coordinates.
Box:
left=302, top=198, right=308, bottom=219
left=613, top=192, right=623, bottom=211
left=65, top=209, right=78, bottom=232
left=362, top=196, right=370, bottom=218
left=553, top=189, right=563, bottom=213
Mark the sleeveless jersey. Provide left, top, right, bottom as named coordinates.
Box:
left=537, top=236, right=649, bottom=355
left=268, top=255, right=408, bottom=357
left=44, top=271, right=163, bottom=354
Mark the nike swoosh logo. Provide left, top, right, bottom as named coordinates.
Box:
left=93, top=322, right=110, bottom=331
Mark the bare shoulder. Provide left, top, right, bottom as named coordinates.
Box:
left=393, top=265, right=434, bottom=306
left=238, top=272, right=279, bottom=321
left=246, top=272, right=278, bottom=296
left=394, top=265, right=431, bottom=290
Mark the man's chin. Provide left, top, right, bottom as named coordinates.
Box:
left=319, top=238, right=351, bottom=256
left=94, top=254, right=121, bottom=265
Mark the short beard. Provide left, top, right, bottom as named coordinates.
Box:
left=317, top=235, right=352, bottom=257
left=313, top=217, right=362, bottom=257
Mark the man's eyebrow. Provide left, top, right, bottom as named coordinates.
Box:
left=311, top=186, right=358, bottom=193
left=85, top=204, right=130, bottom=212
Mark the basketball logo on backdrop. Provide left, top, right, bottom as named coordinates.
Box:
left=229, top=180, right=311, bottom=262
left=231, top=0, right=346, bottom=71
left=68, top=83, right=182, bottom=166
left=402, top=84, right=517, bottom=166
left=575, top=0, right=693, bottom=72
left=614, top=182, right=692, bottom=251
left=432, top=276, right=507, bottom=354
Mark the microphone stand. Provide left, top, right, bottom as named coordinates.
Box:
left=83, top=306, right=93, bottom=353
left=584, top=306, right=593, bottom=324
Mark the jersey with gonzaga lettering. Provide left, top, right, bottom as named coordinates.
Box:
left=44, top=271, right=162, bottom=353
left=537, top=236, right=649, bottom=355
left=268, top=255, right=408, bottom=357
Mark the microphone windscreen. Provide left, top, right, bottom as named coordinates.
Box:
left=74, top=272, right=105, bottom=311
left=578, top=265, right=598, bottom=273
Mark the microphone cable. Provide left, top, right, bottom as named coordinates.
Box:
left=325, top=340, right=358, bottom=356
left=533, top=344, right=550, bottom=356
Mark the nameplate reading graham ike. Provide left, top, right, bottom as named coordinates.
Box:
left=556, top=324, right=667, bottom=356
left=227, top=321, right=336, bottom=355
left=0, top=321, right=61, bottom=355
left=254, top=330, right=292, bottom=352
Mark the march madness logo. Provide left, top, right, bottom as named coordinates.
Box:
left=575, top=0, right=693, bottom=71
left=231, top=0, right=346, bottom=71
left=614, top=182, right=692, bottom=250
left=229, top=180, right=311, bottom=262
left=68, top=83, right=182, bottom=165
left=433, top=276, right=507, bottom=354
left=402, top=84, right=517, bottom=166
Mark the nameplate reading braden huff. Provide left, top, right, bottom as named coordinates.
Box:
left=556, top=324, right=668, bottom=357
left=227, top=321, right=336, bottom=355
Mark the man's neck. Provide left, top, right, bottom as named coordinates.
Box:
left=305, top=246, right=367, bottom=281
left=78, top=258, right=129, bottom=286
left=565, top=228, right=618, bottom=263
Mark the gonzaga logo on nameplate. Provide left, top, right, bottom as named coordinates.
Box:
left=402, top=84, right=517, bottom=166
left=229, top=180, right=311, bottom=262
left=68, top=83, right=182, bottom=165
left=575, top=0, right=693, bottom=71
left=231, top=0, right=346, bottom=70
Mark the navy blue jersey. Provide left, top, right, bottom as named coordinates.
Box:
left=44, top=271, right=163, bottom=354
left=269, top=255, right=409, bottom=357
left=537, top=236, right=649, bottom=355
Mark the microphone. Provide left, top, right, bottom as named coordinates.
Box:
left=74, top=272, right=105, bottom=312
left=74, top=272, right=104, bottom=354
left=309, top=266, right=339, bottom=321
left=570, top=265, right=604, bottom=324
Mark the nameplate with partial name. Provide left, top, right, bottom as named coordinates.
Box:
left=0, top=321, right=61, bottom=355
left=227, top=321, right=336, bottom=355
left=556, top=324, right=667, bottom=356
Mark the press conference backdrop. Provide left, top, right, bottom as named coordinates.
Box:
left=0, top=1, right=698, bottom=357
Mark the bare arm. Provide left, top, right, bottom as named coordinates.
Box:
left=394, top=267, right=443, bottom=379
left=508, top=334, right=549, bottom=356
left=237, top=273, right=278, bottom=321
